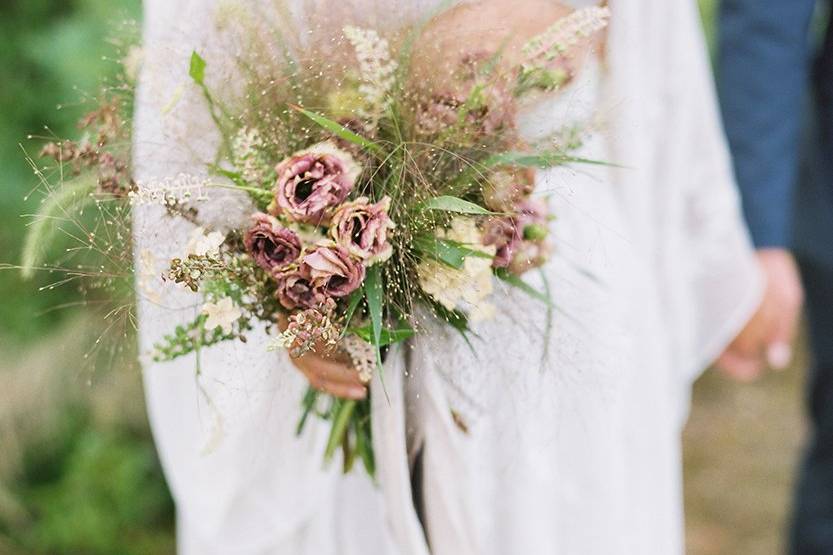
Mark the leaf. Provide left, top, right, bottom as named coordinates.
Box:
left=296, top=386, right=319, bottom=436
left=289, top=104, right=384, bottom=155
left=355, top=412, right=375, bottom=477
left=324, top=399, right=356, bottom=461
left=414, top=236, right=492, bottom=269
left=451, top=151, right=616, bottom=193
left=209, top=166, right=246, bottom=187
left=495, top=268, right=552, bottom=305
left=21, top=177, right=97, bottom=280
left=420, top=195, right=493, bottom=215
left=539, top=268, right=554, bottom=364
left=426, top=300, right=471, bottom=335
left=481, top=151, right=614, bottom=170
left=425, top=299, right=477, bottom=353
left=363, top=266, right=385, bottom=373
left=351, top=324, right=415, bottom=346
left=189, top=51, right=206, bottom=85
left=340, top=290, right=364, bottom=338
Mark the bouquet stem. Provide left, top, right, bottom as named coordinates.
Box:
left=324, top=399, right=357, bottom=462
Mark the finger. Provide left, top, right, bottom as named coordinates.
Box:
left=717, top=350, right=765, bottom=383
left=306, top=374, right=367, bottom=400
left=765, top=302, right=800, bottom=371
left=296, top=355, right=365, bottom=387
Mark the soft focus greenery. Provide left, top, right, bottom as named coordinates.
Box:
left=0, top=1, right=175, bottom=553
left=0, top=1, right=800, bottom=554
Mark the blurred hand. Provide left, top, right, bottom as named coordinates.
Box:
left=278, top=315, right=367, bottom=400
left=717, top=249, right=804, bottom=381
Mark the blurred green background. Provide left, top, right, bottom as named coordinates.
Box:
left=0, top=1, right=175, bottom=553
left=0, top=0, right=806, bottom=553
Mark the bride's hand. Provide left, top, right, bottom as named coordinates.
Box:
left=290, top=349, right=368, bottom=400
left=278, top=315, right=368, bottom=400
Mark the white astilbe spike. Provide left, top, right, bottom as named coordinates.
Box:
left=343, top=26, right=398, bottom=133
left=522, top=6, right=611, bottom=65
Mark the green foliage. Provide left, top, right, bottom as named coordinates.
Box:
left=363, top=265, right=385, bottom=373
left=420, top=195, right=494, bottom=215
left=20, top=177, right=97, bottom=280
left=189, top=51, right=207, bottom=85
left=0, top=2, right=177, bottom=552
left=414, top=235, right=492, bottom=269
left=350, top=323, right=416, bottom=346
left=151, top=314, right=238, bottom=362
left=494, top=268, right=552, bottom=306
left=0, top=0, right=140, bottom=342
left=291, top=104, right=384, bottom=155
left=2, top=408, right=174, bottom=555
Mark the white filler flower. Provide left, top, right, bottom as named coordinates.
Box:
left=202, top=297, right=241, bottom=334
left=186, top=227, right=225, bottom=257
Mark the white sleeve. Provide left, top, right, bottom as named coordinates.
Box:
left=132, top=2, right=396, bottom=552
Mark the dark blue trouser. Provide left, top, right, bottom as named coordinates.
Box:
left=790, top=256, right=833, bottom=555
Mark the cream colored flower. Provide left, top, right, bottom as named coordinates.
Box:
left=201, top=297, right=241, bottom=334
left=417, top=217, right=496, bottom=320
left=186, top=227, right=225, bottom=257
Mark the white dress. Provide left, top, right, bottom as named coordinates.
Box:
left=134, top=1, right=762, bottom=553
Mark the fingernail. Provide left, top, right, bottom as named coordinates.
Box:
left=767, top=343, right=792, bottom=370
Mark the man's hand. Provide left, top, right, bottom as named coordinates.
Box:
left=717, top=249, right=804, bottom=381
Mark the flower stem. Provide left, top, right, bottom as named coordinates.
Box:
left=324, top=399, right=356, bottom=462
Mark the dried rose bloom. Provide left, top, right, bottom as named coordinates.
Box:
left=271, top=141, right=360, bottom=224
left=483, top=216, right=522, bottom=269
left=416, top=52, right=516, bottom=137
left=275, top=270, right=326, bottom=310
left=483, top=198, right=551, bottom=271
left=243, top=213, right=302, bottom=274
left=301, top=245, right=366, bottom=299
left=329, top=196, right=395, bottom=265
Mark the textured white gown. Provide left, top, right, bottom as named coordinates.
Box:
left=133, top=1, right=762, bottom=553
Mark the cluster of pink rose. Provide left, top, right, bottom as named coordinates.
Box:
left=243, top=141, right=395, bottom=310
left=481, top=169, right=552, bottom=276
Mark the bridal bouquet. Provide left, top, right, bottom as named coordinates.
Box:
left=22, top=5, right=609, bottom=477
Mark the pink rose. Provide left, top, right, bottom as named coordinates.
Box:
left=416, top=53, right=516, bottom=137
left=243, top=213, right=302, bottom=273
left=272, top=142, right=360, bottom=224
left=483, top=199, right=551, bottom=272
left=329, top=196, right=395, bottom=264
left=483, top=216, right=522, bottom=269
left=300, top=245, right=366, bottom=298
left=275, top=270, right=326, bottom=310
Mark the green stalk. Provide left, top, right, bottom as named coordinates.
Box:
left=324, top=399, right=356, bottom=462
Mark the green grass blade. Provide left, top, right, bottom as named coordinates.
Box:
left=495, top=268, right=552, bottom=306
left=324, top=399, right=356, bottom=461
left=289, top=104, right=384, bottom=156
left=420, top=195, right=493, bottom=215
left=20, top=177, right=97, bottom=280
left=363, top=266, right=385, bottom=374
